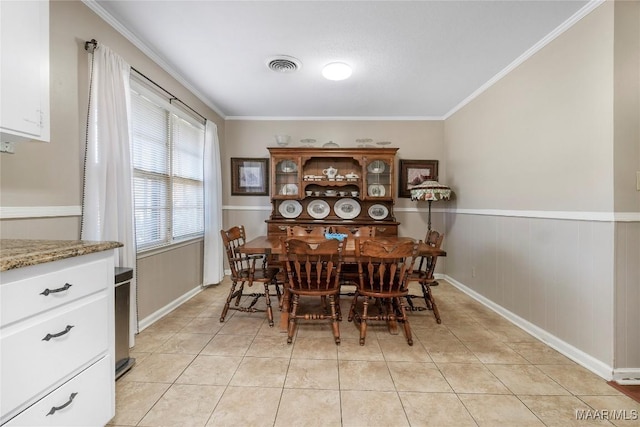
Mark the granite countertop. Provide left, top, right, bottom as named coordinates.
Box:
left=0, top=239, right=123, bottom=272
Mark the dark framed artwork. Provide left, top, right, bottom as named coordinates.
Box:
left=231, top=158, right=269, bottom=196
left=398, top=159, right=439, bottom=198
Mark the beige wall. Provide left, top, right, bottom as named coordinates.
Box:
left=612, top=0, right=640, bottom=376
left=445, top=3, right=614, bottom=212
left=444, top=0, right=640, bottom=378
left=613, top=0, right=640, bottom=213
left=222, top=119, right=447, bottom=242
left=0, top=1, right=223, bottom=324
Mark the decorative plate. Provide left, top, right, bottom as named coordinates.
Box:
left=368, top=184, right=386, bottom=197
left=279, top=200, right=302, bottom=219
left=279, top=183, right=298, bottom=195
left=307, top=200, right=330, bottom=219
left=279, top=160, right=297, bottom=173
left=368, top=204, right=389, bottom=220
left=367, top=160, right=386, bottom=174
left=334, top=198, right=361, bottom=220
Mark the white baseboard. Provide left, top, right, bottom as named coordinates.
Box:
left=443, top=275, right=615, bottom=381
left=137, top=285, right=204, bottom=332
left=612, top=369, right=640, bottom=385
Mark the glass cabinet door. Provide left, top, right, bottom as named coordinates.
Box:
left=364, top=157, right=392, bottom=200
left=273, top=157, right=300, bottom=198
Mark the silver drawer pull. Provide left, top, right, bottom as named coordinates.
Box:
left=46, top=392, right=78, bottom=416
left=42, top=325, right=74, bottom=341
left=40, top=283, right=72, bottom=296
left=376, top=227, right=387, bottom=233
left=278, top=225, right=287, bottom=231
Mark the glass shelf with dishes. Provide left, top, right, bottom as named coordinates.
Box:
left=272, top=157, right=300, bottom=198
left=364, top=157, right=392, bottom=200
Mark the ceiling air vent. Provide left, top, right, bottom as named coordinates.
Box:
left=266, top=56, right=302, bottom=73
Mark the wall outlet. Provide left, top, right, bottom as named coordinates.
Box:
left=0, top=141, right=16, bottom=154
left=471, top=267, right=477, bottom=278
left=636, top=171, right=640, bottom=191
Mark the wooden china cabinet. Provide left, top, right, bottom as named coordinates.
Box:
left=267, top=147, right=399, bottom=236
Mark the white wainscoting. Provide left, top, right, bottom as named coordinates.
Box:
left=443, top=210, right=640, bottom=383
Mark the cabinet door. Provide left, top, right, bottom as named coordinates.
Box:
left=272, top=157, right=300, bottom=198
left=363, top=157, right=393, bottom=200
left=0, top=0, right=49, bottom=143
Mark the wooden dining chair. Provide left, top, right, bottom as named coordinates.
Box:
left=348, top=239, right=419, bottom=345
left=406, top=230, right=444, bottom=323
left=331, top=226, right=377, bottom=293
left=281, top=237, right=344, bottom=344
left=219, top=225, right=279, bottom=326
left=286, top=225, right=330, bottom=237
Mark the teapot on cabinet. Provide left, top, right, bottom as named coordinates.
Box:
left=322, top=166, right=338, bottom=179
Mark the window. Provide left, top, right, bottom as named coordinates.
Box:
left=130, top=80, right=205, bottom=251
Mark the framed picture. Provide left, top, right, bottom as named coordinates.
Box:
left=231, top=158, right=269, bottom=196
left=398, top=159, right=439, bottom=198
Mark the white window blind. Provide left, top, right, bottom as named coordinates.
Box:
left=130, top=80, right=205, bottom=251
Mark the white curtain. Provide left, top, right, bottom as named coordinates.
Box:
left=81, top=45, right=138, bottom=340
left=203, top=120, right=225, bottom=285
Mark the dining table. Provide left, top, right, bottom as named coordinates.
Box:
left=240, top=235, right=445, bottom=257
left=239, top=235, right=446, bottom=332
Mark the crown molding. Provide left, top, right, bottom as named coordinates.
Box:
left=81, top=0, right=226, bottom=119
left=225, top=116, right=444, bottom=121
left=443, top=0, right=606, bottom=119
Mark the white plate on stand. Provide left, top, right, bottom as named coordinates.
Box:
left=334, top=198, right=361, bottom=220
left=368, top=204, right=389, bottom=220
left=279, top=200, right=302, bottom=219
left=307, top=200, right=330, bottom=219
left=368, top=184, right=386, bottom=197
left=280, top=160, right=297, bottom=173
left=367, top=160, right=386, bottom=174
left=280, top=183, right=298, bottom=195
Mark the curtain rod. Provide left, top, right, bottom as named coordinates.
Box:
left=84, top=39, right=207, bottom=123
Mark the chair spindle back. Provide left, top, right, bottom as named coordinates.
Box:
left=282, top=238, right=344, bottom=292
left=220, top=225, right=251, bottom=279
left=357, top=239, right=419, bottom=294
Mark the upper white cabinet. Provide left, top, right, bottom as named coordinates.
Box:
left=0, top=0, right=50, bottom=143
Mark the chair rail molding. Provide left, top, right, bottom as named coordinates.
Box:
left=223, top=205, right=272, bottom=211
left=447, top=208, right=640, bottom=222
left=0, top=205, right=82, bottom=219
left=221, top=206, right=640, bottom=222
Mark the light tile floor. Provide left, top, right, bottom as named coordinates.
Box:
left=108, top=279, right=640, bottom=427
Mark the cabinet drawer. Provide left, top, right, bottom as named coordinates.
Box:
left=372, top=224, right=397, bottom=237
left=268, top=223, right=290, bottom=235
left=4, top=356, right=113, bottom=427
left=0, top=295, right=109, bottom=418
left=1, top=257, right=110, bottom=326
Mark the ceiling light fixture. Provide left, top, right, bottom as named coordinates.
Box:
left=322, top=62, right=352, bottom=81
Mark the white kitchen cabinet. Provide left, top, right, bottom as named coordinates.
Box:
left=0, top=0, right=50, bottom=143
left=0, top=250, right=115, bottom=426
